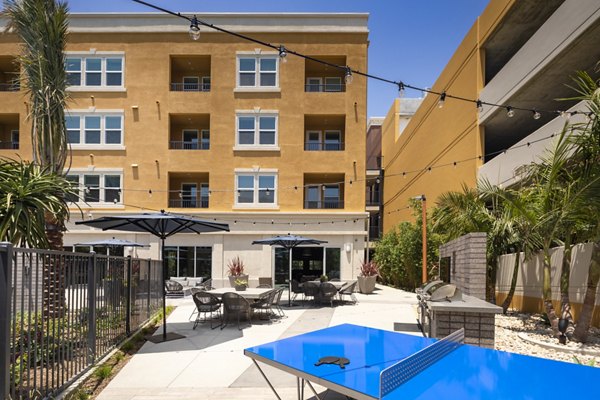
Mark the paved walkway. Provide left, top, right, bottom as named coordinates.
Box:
left=97, top=285, right=419, bottom=400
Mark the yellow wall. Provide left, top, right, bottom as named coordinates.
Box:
left=381, top=0, right=515, bottom=229
left=0, top=28, right=367, bottom=215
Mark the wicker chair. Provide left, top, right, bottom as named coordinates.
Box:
left=302, top=281, right=320, bottom=305
left=319, top=282, right=338, bottom=307
left=291, top=279, right=304, bottom=301
left=250, top=289, right=276, bottom=321
left=221, top=292, right=252, bottom=330
left=338, top=281, right=358, bottom=304
left=192, top=291, right=222, bottom=329
left=197, top=278, right=214, bottom=290
left=165, top=280, right=184, bottom=298
left=258, top=277, right=273, bottom=288
left=271, top=288, right=285, bottom=317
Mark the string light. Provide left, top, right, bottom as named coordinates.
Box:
left=438, top=92, right=446, bottom=108
left=476, top=100, right=483, bottom=113
left=533, top=110, right=541, bottom=120
left=398, top=82, right=405, bottom=98
left=188, top=15, right=200, bottom=41
left=344, top=66, right=353, bottom=85
left=278, top=45, right=287, bottom=63
left=506, top=106, right=515, bottom=118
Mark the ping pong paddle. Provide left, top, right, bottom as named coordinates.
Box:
left=315, top=356, right=350, bottom=369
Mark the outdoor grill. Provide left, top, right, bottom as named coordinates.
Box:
left=416, top=280, right=462, bottom=337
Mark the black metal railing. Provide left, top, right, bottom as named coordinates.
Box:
left=0, top=82, right=19, bottom=92
left=366, top=190, right=381, bottom=206
left=169, top=198, right=209, bottom=208
left=304, top=142, right=345, bottom=151
left=304, top=200, right=344, bottom=209
left=169, top=82, right=210, bottom=92
left=1, top=244, right=162, bottom=400
left=304, top=83, right=346, bottom=92
left=0, top=142, right=18, bottom=150
left=369, top=225, right=381, bottom=240
left=169, top=141, right=210, bottom=150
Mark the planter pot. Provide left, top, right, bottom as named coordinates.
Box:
left=235, top=284, right=247, bottom=291
left=229, top=274, right=249, bottom=288
left=358, top=275, right=377, bottom=294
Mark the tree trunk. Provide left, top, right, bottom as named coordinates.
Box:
left=501, top=252, right=520, bottom=314
left=559, top=236, right=575, bottom=338
left=573, top=241, right=600, bottom=343
left=42, top=213, right=66, bottom=320
left=542, top=251, right=559, bottom=336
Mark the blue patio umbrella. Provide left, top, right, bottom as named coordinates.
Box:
left=252, top=235, right=327, bottom=306
left=74, top=237, right=148, bottom=250
left=76, top=210, right=229, bottom=343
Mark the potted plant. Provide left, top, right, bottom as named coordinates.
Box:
left=227, top=256, right=249, bottom=287
left=319, top=274, right=328, bottom=282
left=234, top=278, right=248, bottom=291
left=357, top=260, right=378, bottom=294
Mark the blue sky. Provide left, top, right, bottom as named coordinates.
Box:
left=66, top=0, right=489, bottom=117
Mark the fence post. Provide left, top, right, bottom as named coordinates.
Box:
left=147, top=258, right=151, bottom=318
left=0, top=242, right=13, bottom=400
left=87, top=252, right=97, bottom=365
left=125, top=256, right=132, bottom=336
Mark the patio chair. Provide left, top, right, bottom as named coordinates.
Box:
left=319, top=282, right=338, bottom=307
left=165, top=280, right=184, bottom=298
left=291, top=279, right=304, bottom=301
left=251, top=289, right=276, bottom=321
left=221, top=292, right=252, bottom=330
left=302, top=281, right=320, bottom=305
left=271, top=288, right=285, bottom=317
left=188, top=287, right=203, bottom=320
left=257, top=284, right=272, bottom=288
left=197, top=278, right=214, bottom=290
left=192, top=291, right=222, bottom=329
left=258, top=277, right=273, bottom=287
left=338, top=280, right=358, bottom=304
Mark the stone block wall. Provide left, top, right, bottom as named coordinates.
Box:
left=431, top=310, right=496, bottom=348
left=439, top=232, right=487, bottom=300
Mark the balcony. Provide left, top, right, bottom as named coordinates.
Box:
left=170, top=55, right=211, bottom=92
left=0, top=114, right=19, bottom=150
left=169, top=114, right=210, bottom=150
left=0, top=56, right=19, bottom=92
left=366, top=189, right=380, bottom=207
left=303, top=173, right=345, bottom=210
left=168, top=172, right=209, bottom=209
left=369, top=225, right=381, bottom=240
left=304, top=114, right=345, bottom=152
left=305, top=56, right=346, bottom=93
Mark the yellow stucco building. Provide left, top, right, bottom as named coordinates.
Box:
left=0, top=12, right=369, bottom=287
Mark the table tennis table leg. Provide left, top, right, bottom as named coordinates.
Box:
left=252, top=359, right=282, bottom=400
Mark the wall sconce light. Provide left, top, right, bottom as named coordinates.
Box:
left=345, top=243, right=352, bottom=253
left=131, top=105, right=139, bottom=110
left=131, top=163, right=138, bottom=168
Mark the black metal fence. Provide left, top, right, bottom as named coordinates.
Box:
left=0, top=243, right=163, bottom=400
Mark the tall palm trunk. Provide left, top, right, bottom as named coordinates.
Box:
left=501, top=252, right=520, bottom=314
left=542, top=249, right=559, bottom=336
left=573, top=241, right=600, bottom=342
left=560, top=235, right=575, bottom=337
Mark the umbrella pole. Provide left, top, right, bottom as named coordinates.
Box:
left=288, top=247, right=292, bottom=306
left=162, top=237, right=167, bottom=341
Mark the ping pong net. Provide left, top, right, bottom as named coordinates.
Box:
left=379, top=328, right=465, bottom=398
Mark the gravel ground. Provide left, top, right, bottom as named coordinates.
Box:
left=495, top=313, right=600, bottom=367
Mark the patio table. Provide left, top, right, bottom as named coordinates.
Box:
left=207, top=287, right=273, bottom=300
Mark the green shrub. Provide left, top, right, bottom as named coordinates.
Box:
left=93, top=365, right=112, bottom=380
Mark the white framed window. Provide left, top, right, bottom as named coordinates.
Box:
left=65, top=52, right=124, bottom=90
left=324, top=130, right=342, bottom=150
left=324, top=77, right=342, bottom=92
left=66, top=170, right=123, bottom=207
left=182, top=76, right=199, bottom=91
left=235, top=171, right=277, bottom=208
left=306, top=77, right=322, bottom=92
left=305, top=130, right=322, bottom=151
left=66, top=111, right=124, bottom=149
left=202, top=76, right=211, bottom=91
left=237, top=55, right=279, bottom=89
left=235, top=112, right=278, bottom=150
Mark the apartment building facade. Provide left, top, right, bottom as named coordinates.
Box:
left=381, top=0, right=600, bottom=230
left=0, top=13, right=369, bottom=287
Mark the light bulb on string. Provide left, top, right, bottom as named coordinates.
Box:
left=278, top=45, right=287, bottom=63
left=506, top=106, right=515, bottom=118
left=438, top=92, right=446, bottom=108
left=533, top=110, right=541, bottom=120
left=189, top=15, right=201, bottom=41
left=398, top=82, right=405, bottom=98
left=476, top=100, right=483, bottom=113
left=344, top=67, right=353, bottom=85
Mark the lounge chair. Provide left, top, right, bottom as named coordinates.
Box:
left=338, top=280, right=358, bottom=304
left=165, top=280, right=184, bottom=298
left=221, top=292, right=252, bottom=330
left=192, top=291, right=221, bottom=329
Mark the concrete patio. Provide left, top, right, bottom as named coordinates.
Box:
left=97, top=285, right=420, bottom=400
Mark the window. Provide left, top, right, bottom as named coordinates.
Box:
left=237, top=55, right=278, bottom=88
left=305, top=131, right=321, bottom=151
left=10, top=130, right=19, bottom=149
left=163, top=246, right=212, bottom=278
left=236, top=114, right=278, bottom=149
left=306, top=77, right=322, bottom=92
left=66, top=113, right=123, bottom=147
left=235, top=172, right=277, bottom=207
left=181, top=183, right=197, bottom=208
left=202, top=76, right=211, bottom=91
left=200, top=129, right=210, bottom=149
left=66, top=172, right=122, bottom=205
left=304, top=130, right=343, bottom=151
left=182, top=129, right=199, bottom=149
left=324, top=77, right=342, bottom=92
left=305, top=184, right=342, bottom=209
left=183, top=76, right=199, bottom=91
left=65, top=54, right=124, bottom=89
left=324, top=131, right=342, bottom=150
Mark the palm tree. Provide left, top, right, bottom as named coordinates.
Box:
left=5, top=0, right=71, bottom=319
left=0, top=158, right=75, bottom=247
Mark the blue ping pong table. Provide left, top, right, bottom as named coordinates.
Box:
left=244, top=323, right=600, bottom=400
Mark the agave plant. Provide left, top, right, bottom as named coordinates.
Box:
left=359, top=260, right=379, bottom=277
left=227, top=256, right=245, bottom=276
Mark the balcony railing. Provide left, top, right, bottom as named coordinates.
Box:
left=366, top=190, right=381, bottom=206
left=169, top=197, right=209, bottom=208
left=304, top=142, right=345, bottom=151
left=0, top=82, right=19, bottom=92
left=304, top=199, right=344, bottom=209
left=170, top=82, right=211, bottom=92
left=169, top=141, right=210, bottom=150
left=0, top=141, right=18, bottom=149
left=369, top=225, right=381, bottom=240
left=304, top=83, right=346, bottom=93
